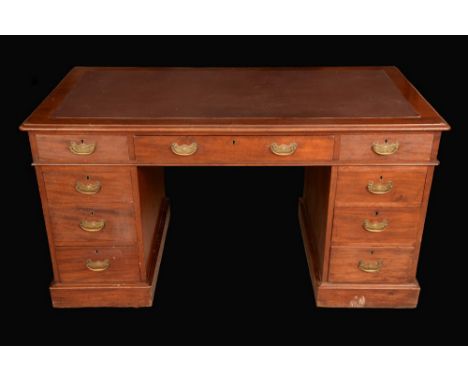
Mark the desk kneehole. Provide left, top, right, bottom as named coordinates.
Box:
left=134, top=135, right=335, bottom=164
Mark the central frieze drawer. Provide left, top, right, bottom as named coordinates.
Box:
left=134, top=135, right=334, bottom=164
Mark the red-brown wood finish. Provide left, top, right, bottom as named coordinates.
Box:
left=136, top=167, right=166, bottom=265
left=316, top=282, right=421, bottom=308
left=50, top=200, right=170, bottom=308
left=301, top=167, right=337, bottom=281
left=35, top=134, right=131, bottom=163
left=21, top=67, right=449, bottom=308
left=49, top=205, right=137, bottom=246
left=328, top=247, right=416, bottom=284
left=339, top=133, right=434, bottom=162
left=21, top=67, right=449, bottom=132
left=42, top=166, right=134, bottom=205
left=335, top=166, right=427, bottom=207
left=332, top=207, right=421, bottom=245
left=55, top=247, right=141, bottom=283
left=134, top=135, right=334, bottom=165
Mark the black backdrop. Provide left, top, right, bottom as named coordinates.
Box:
left=4, top=36, right=467, bottom=345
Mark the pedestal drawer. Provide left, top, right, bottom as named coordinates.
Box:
left=328, top=247, right=416, bottom=283
left=56, top=247, right=141, bottom=283
left=339, top=133, right=434, bottom=162
left=43, top=167, right=134, bottom=205
left=332, top=207, right=420, bottom=245
left=35, top=134, right=130, bottom=163
left=49, top=205, right=137, bottom=245
left=335, top=166, right=427, bottom=207
left=134, top=135, right=334, bottom=164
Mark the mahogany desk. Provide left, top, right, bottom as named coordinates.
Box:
left=21, top=67, right=449, bottom=308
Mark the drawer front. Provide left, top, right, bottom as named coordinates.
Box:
left=332, top=207, right=420, bottom=245
left=335, top=166, right=427, bottom=207
left=134, top=135, right=334, bottom=164
left=56, top=247, right=141, bottom=283
left=339, top=133, right=434, bottom=162
left=49, top=206, right=137, bottom=245
left=43, top=167, right=134, bottom=205
left=35, top=134, right=130, bottom=163
left=328, top=247, right=416, bottom=283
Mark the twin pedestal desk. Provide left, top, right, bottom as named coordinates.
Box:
left=21, top=67, right=449, bottom=308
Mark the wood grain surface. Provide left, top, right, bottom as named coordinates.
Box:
left=21, top=67, right=449, bottom=308
left=335, top=166, right=427, bottom=207
left=42, top=166, right=134, bottom=205
left=135, top=135, right=334, bottom=164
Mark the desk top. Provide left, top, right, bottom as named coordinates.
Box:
left=21, top=67, right=449, bottom=133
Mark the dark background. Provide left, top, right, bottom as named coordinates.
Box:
left=4, top=36, right=467, bottom=345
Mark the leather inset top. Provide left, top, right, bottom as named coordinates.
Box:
left=53, top=68, right=419, bottom=119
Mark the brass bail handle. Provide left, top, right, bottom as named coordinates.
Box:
left=371, top=141, right=399, bottom=156
left=358, top=260, right=383, bottom=273
left=75, top=180, right=102, bottom=195
left=69, top=140, right=96, bottom=155
left=79, top=219, right=105, bottom=232
left=367, top=180, right=393, bottom=195
left=363, top=219, right=388, bottom=233
left=270, top=142, right=298, bottom=156
left=171, top=142, right=198, bottom=156
left=86, top=259, right=110, bottom=272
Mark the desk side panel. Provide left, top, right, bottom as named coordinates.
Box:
left=134, top=167, right=166, bottom=277
left=302, top=166, right=337, bottom=281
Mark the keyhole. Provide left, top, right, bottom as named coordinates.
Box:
left=95, top=249, right=99, bottom=255
left=86, top=175, right=90, bottom=181
left=370, top=250, right=375, bottom=255
left=379, top=175, right=383, bottom=181
left=232, top=139, right=236, bottom=145
left=384, top=139, right=388, bottom=143
left=80, top=139, right=84, bottom=144
left=90, top=211, right=94, bottom=216
left=374, top=211, right=379, bottom=216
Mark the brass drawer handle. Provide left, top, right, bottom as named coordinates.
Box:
left=171, top=142, right=198, bottom=156
left=363, top=219, right=388, bottom=232
left=79, top=219, right=105, bottom=232
left=270, top=142, right=298, bottom=156
left=367, top=180, right=393, bottom=195
left=75, top=180, right=102, bottom=195
left=358, top=260, right=383, bottom=273
left=69, top=141, right=96, bottom=155
left=86, top=259, right=110, bottom=272
left=371, top=141, right=399, bottom=156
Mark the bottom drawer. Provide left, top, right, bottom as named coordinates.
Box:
left=56, top=247, right=141, bottom=283
left=328, top=247, right=416, bottom=283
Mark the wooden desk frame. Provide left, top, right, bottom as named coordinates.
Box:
left=21, top=67, right=449, bottom=308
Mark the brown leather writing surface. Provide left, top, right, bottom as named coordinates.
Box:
left=53, top=68, right=418, bottom=119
